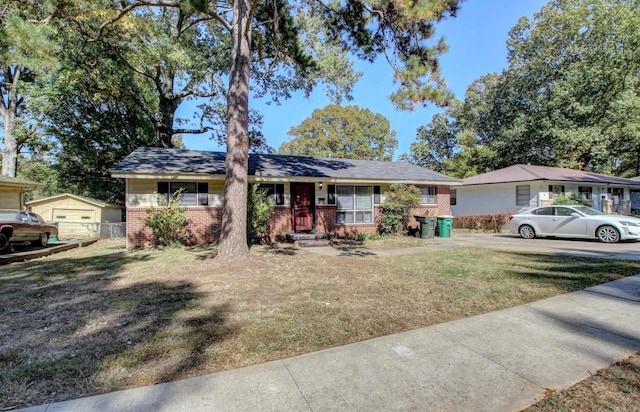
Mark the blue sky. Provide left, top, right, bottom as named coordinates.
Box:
left=181, top=0, right=549, bottom=158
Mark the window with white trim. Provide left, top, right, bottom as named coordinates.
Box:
left=420, top=186, right=436, bottom=204
left=578, top=186, right=592, bottom=200
left=336, top=186, right=373, bottom=224
left=257, top=183, right=285, bottom=205
left=158, top=182, right=209, bottom=206
left=548, top=185, right=565, bottom=199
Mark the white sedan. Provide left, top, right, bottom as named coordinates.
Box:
left=509, top=205, right=640, bottom=243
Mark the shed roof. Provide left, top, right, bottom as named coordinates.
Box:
left=462, top=164, right=640, bottom=187
left=26, top=193, right=120, bottom=208
left=0, top=175, right=40, bottom=188
left=112, top=147, right=461, bottom=184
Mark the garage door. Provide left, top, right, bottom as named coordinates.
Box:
left=53, top=208, right=95, bottom=223
left=53, top=209, right=98, bottom=239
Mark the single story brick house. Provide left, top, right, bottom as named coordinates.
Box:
left=0, top=176, right=39, bottom=209
left=112, top=147, right=461, bottom=249
left=450, top=164, right=640, bottom=216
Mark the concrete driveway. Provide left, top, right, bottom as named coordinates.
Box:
left=448, top=232, right=640, bottom=260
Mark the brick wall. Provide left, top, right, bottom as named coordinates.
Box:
left=315, top=206, right=337, bottom=234
left=269, top=206, right=291, bottom=242
left=126, top=207, right=222, bottom=249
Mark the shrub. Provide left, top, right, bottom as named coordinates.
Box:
left=144, top=191, right=192, bottom=247
left=453, top=213, right=511, bottom=233
left=355, top=231, right=387, bottom=241
left=380, top=184, right=421, bottom=235
left=553, top=193, right=586, bottom=205
left=247, top=184, right=275, bottom=245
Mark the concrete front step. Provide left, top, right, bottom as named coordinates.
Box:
left=294, top=239, right=333, bottom=248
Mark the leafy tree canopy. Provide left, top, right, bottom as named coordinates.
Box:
left=404, top=0, right=640, bottom=178
left=279, top=104, right=398, bottom=161
left=0, top=0, right=60, bottom=177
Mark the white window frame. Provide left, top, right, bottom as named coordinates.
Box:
left=420, top=186, right=436, bottom=204
left=158, top=182, right=209, bottom=206
left=578, top=186, right=592, bottom=200
left=257, top=183, right=285, bottom=205
left=336, top=185, right=373, bottom=224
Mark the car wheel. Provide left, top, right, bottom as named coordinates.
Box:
left=31, top=233, right=49, bottom=248
left=596, top=225, right=620, bottom=243
left=519, top=224, right=536, bottom=239
left=0, top=232, right=8, bottom=252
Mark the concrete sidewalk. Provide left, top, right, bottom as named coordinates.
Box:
left=18, top=275, right=640, bottom=412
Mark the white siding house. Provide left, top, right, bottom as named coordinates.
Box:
left=451, top=165, right=640, bottom=216
left=0, top=176, right=39, bottom=209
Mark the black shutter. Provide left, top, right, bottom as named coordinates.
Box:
left=373, top=186, right=381, bottom=204
left=275, top=184, right=285, bottom=205
left=157, top=182, right=170, bottom=203
left=328, top=185, right=336, bottom=205
left=198, top=182, right=209, bottom=206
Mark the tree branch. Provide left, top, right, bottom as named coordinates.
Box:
left=174, top=89, right=218, bottom=100
left=173, top=126, right=212, bottom=134
left=89, top=1, right=234, bottom=40
left=245, top=0, right=261, bottom=38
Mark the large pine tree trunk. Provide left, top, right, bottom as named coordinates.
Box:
left=217, top=0, right=251, bottom=259
left=1, top=103, right=17, bottom=177
left=1, top=65, right=19, bottom=178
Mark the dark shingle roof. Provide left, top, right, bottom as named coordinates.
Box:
left=112, top=147, right=460, bottom=184
left=462, top=164, right=640, bottom=186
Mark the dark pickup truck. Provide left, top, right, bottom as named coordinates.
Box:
left=0, top=209, right=58, bottom=252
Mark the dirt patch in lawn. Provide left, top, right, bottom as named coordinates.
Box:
left=1, top=239, right=639, bottom=409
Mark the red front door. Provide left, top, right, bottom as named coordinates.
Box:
left=292, top=184, right=313, bottom=231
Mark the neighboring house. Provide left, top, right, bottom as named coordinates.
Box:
left=26, top=193, right=123, bottom=239
left=0, top=176, right=39, bottom=209
left=633, top=176, right=640, bottom=212
left=112, top=147, right=461, bottom=249
left=451, top=164, right=640, bottom=216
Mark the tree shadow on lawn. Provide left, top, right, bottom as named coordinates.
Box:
left=0, top=249, right=237, bottom=409
left=499, top=251, right=640, bottom=292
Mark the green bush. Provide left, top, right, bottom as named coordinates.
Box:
left=553, top=193, right=586, bottom=205
left=247, top=184, right=275, bottom=245
left=144, top=191, right=192, bottom=247
left=380, top=184, right=421, bottom=235
left=355, top=231, right=387, bottom=241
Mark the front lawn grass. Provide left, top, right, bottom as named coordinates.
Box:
left=1, top=239, right=639, bottom=409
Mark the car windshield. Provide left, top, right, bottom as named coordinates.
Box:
left=572, top=205, right=604, bottom=216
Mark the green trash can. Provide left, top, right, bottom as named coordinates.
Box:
left=414, top=216, right=436, bottom=239
left=437, top=216, right=454, bottom=238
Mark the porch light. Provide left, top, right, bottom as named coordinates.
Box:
left=318, top=182, right=323, bottom=189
